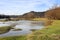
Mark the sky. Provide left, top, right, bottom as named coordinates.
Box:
left=0, top=0, right=60, bottom=15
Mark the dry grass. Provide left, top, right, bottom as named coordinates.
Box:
left=26, top=20, right=60, bottom=40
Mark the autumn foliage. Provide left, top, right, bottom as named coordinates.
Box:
left=45, top=7, right=60, bottom=20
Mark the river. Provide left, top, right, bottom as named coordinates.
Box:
left=0, top=20, right=44, bottom=37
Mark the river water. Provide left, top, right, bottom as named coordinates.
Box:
left=0, top=20, right=44, bottom=37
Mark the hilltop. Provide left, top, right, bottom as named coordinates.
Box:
left=18, top=11, right=45, bottom=20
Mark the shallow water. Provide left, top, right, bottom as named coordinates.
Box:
left=0, top=20, right=44, bottom=37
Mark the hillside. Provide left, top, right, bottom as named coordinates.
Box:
left=45, top=7, right=60, bottom=20
left=19, top=11, right=45, bottom=20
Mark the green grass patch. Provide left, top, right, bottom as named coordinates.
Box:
left=0, top=26, right=12, bottom=34
left=0, top=36, right=26, bottom=40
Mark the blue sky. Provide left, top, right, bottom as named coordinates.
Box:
left=0, top=0, right=60, bottom=15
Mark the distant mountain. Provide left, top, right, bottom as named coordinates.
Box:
left=19, top=11, right=45, bottom=19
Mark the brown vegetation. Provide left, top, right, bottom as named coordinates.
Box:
left=45, top=7, right=60, bottom=20
left=44, top=19, right=53, bottom=26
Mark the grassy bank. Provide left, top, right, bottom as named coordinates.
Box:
left=27, top=20, right=60, bottom=40
left=0, top=26, right=12, bottom=34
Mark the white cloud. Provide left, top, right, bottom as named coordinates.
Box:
left=0, top=0, right=58, bottom=15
